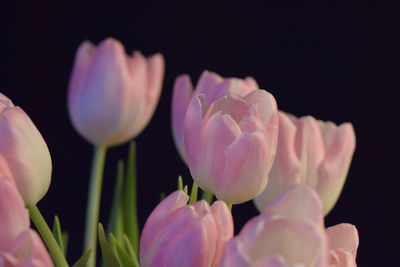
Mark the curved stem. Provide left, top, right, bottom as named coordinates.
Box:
left=28, top=205, right=69, bottom=267
left=83, top=145, right=107, bottom=267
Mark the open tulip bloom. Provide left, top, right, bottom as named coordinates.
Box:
left=0, top=37, right=360, bottom=267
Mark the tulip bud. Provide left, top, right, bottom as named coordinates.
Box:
left=140, top=190, right=233, bottom=267
left=327, top=223, right=359, bottom=267
left=172, top=71, right=259, bottom=162
left=68, top=37, right=164, bottom=147
left=221, top=185, right=329, bottom=267
left=0, top=178, right=53, bottom=266
left=0, top=93, right=52, bottom=206
left=184, top=87, right=278, bottom=204
left=254, top=111, right=356, bottom=215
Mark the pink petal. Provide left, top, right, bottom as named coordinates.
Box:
left=210, top=201, right=234, bottom=266
left=254, top=112, right=301, bottom=212
left=68, top=40, right=95, bottom=97
left=220, top=131, right=269, bottom=203
left=264, top=185, right=324, bottom=227
left=326, top=223, right=359, bottom=260
left=317, top=123, right=356, bottom=215
left=195, top=71, right=223, bottom=105
left=172, top=75, right=194, bottom=162
left=294, top=116, right=325, bottom=188
left=131, top=52, right=165, bottom=137
left=184, top=94, right=207, bottom=168
left=0, top=179, right=29, bottom=251
left=0, top=107, right=52, bottom=206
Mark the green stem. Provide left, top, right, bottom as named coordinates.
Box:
left=201, top=191, right=214, bottom=204
left=28, top=205, right=69, bottom=267
left=83, top=145, right=107, bottom=267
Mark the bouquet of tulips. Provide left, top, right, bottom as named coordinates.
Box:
left=0, top=37, right=359, bottom=267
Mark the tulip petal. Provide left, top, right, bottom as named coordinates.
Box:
left=172, top=75, right=194, bottom=162
left=0, top=179, right=29, bottom=251
left=220, top=131, right=269, bottom=203
left=195, top=71, right=223, bottom=106
left=0, top=107, right=52, bottom=206
left=254, top=112, right=301, bottom=212
left=264, top=185, right=324, bottom=226
left=210, top=201, right=234, bottom=266
left=131, top=52, right=165, bottom=137
left=326, top=223, right=359, bottom=260
left=317, top=123, right=356, bottom=215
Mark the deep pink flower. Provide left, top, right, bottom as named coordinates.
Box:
left=254, top=111, right=356, bottom=215
left=182, top=75, right=278, bottom=203
left=140, top=190, right=233, bottom=267
left=0, top=178, right=53, bottom=266
left=0, top=93, right=52, bottom=206
left=172, top=71, right=259, bottom=163
left=68, top=38, right=164, bottom=146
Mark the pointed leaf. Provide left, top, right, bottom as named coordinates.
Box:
left=177, top=176, right=183, bottom=191
left=110, top=234, right=139, bottom=267
left=160, top=191, right=166, bottom=201
left=98, top=223, right=120, bottom=267
left=52, top=215, right=65, bottom=255
left=72, top=249, right=92, bottom=267
left=108, top=159, right=125, bottom=242
left=122, top=141, right=139, bottom=254
left=62, top=231, right=69, bottom=256
left=189, top=181, right=198, bottom=204
left=123, top=234, right=139, bottom=265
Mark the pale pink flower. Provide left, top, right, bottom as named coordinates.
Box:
left=221, top=185, right=329, bottom=267
left=68, top=37, right=164, bottom=147
left=140, top=190, right=233, bottom=267
left=0, top=178, right=53, bottom=266
left=183, top=78, right=278, bottom=203
left=327, top=223, right=359, bottom=267
left=0, top=93, right=52, bottom=206
left=254, top=111, right=356, bottom=215
left=172, top=71, right=259, bottom=162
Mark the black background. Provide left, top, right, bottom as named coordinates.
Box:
left=1, top=1, right=399, bottom=266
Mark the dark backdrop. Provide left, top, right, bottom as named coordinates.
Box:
left=1, top=1, right=399, bottom=266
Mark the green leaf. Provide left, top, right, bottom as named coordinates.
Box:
left=122, top=141, right=139, bottom=255
left=177, top=176, right=183, bottom=191
left=52, top=215, right=65, bottom=255
left=123, top=234, right=139, bottom=265
left=110, top=234, right=139, bottom=267
left=189, top=181, right=198, bottom=204
left=108, top=159, right=125, bottom=242
left=98, top=223, right=120, bottom=267
left=71, top=249, right=92, bottom=267
left=61, top=231, right=69, bottom=256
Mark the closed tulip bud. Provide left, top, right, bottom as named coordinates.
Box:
left=254, top=111, right=356, bottom=215
left=0, top=178, right=53, bottom=266
left=0, top=93, right=52, bottom=206
left=327, top=223, right=359, bottom=267
left=140, top=190, right=233, bottom=267
left=172, top=71, right=259, bottom=162
left=184, top=87, right=278, bottom=204
left=221, top=185, right=329, bottom=267
left=68, top=38, right=164, bottom=147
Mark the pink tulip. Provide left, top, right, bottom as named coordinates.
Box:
left=0, top=178, right=53, bottom=266
left=172, top=71, right=260, bottom=162
left=68, top=37, right=164, bottom=147
left=183, top=80, right=278, bottom=204
left=140, top=190, right=233, bottom=267
left=327, top=223, right=359, bottom=267
left=221, top=185, right=329, bottom=267
left=254, top=111, right=356, bottom=215
left=0, top=93, right=52, bottom=206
